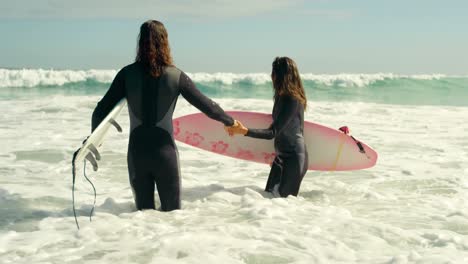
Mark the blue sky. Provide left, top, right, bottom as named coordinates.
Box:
left=0, top=0, right=467, bottom=74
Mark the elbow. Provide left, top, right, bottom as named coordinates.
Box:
left=91, top=112, right=100, bottom=132
left=269, top=130, right=277, bottom=139
left=258, top=128, right=275, bottom=140
left=91, top=106, right=104, bottom=132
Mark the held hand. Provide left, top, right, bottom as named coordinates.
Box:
left=224, top=120, right=239, bottom=137
left=224, top=120, right=248, bottom=136
left=235, top=120, right=248, bottom=135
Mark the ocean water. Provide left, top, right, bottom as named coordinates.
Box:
left=1, top=68, right=468, bottom=263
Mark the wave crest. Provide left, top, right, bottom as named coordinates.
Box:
left=0, top=68, right=450, bottom=88
left=0, top=69, right=117, bottom=88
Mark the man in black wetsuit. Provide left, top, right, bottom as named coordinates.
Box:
left=91, top=20, right=237, bottom=211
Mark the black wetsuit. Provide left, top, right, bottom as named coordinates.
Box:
left=246, top=95, right=308, bottom=197
left=92, top=63, right=234, bottom=211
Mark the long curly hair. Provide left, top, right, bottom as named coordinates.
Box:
left=271, top=57, right=307, bottom=109
left=135, top=20, right=173, bottom=77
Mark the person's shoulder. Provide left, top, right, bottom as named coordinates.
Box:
left=121, top=62, right=140, bottom=72
left=165, top=65, right=183, bottom=75
left=162, top=66, right=185, bottom=84
left=278, top=94, right=296, bottom=103
left=278, top=94, right=302, bottom=109
left=114, top=63, right=139, bottom=77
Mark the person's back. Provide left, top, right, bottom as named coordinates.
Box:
left=124, top=62, right=191, bottom=134
left=91, top=20, right=236, bottom=211
left=123, top=62, right=184, bottom=211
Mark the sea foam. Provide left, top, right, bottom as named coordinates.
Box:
left=0, top=68, right=451, bottom=88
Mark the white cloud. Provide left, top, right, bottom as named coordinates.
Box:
left=0, top=0, right=304, bottom=19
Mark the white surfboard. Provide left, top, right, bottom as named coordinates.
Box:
left=74, top=99, right=127, bottom=170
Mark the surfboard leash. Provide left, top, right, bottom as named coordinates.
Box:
left=70, top=117, right=122, bottom=230
left=83, top=159, right=97, bottom=223
left=71, top=147, right=98, bottom=230
left=71, top=148, right=81, bottom=230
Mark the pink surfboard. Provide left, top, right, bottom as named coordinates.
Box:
left=173, top=111, right=377, bottom=171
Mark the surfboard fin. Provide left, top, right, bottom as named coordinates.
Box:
left=350, top=135, right=366, bottom=154
left=85, top=153, right=99, bottom=171
left=109, top=119, right=122, bottom=133
left=87, top=143, right=101, bottom=161
left=339, top=126, right=366, bottom=155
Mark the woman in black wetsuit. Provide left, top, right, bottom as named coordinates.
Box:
left=91, top=20, right=239, bottom=211
left=227, top=57, right=308, bottom=197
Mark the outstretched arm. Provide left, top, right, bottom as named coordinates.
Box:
left=237, top=96, right=299, bottom=140
left=91, top=69, right=126, bottom=131
left=179, top=72, right=234, bottom=126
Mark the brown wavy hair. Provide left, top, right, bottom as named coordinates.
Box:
left=271, top=57, right=307, bottom=109
left=135, top=20, right=173, bottom=77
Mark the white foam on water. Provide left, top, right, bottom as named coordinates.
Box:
left=0, top=68, right=453, bottom=88
left=0, top=69, right=117, bottom=88
left=1, top=96, right=468, bottom=263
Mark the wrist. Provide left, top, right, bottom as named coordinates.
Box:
left=242, top=128, right=248, bottom=135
